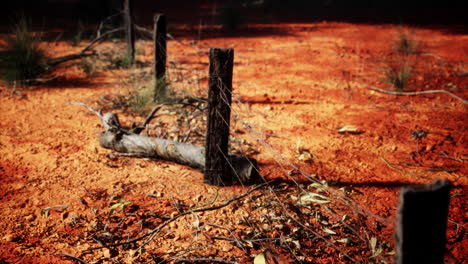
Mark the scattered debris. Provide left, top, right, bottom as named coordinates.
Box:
left=411, top=129, right=428, bottom=140
left=40, top=205, right=69, bottom=217
left=337, top=125, right=363, bottom=134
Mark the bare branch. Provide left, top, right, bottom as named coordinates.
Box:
left=66, top=102, right=102, bottom=118
left=18, top=74, right=66, bottom=85
left=135, top=24, right=153, bottom=39
left=82, top=27, right=124, bottom=53
left=130, top=105, right=162, bottom=134
left=420, top=52, right=467, bottom=74
left=173, top=258, right=238, bottom=264
left=47, top=52, right=95, bottom=66
left=366, top=85, right=468, bottom=104
left=56, top=252, right=89, bottom=264
left=46, top=27, right=124, bottom=67
left=96, top=12, right=122, bottom=38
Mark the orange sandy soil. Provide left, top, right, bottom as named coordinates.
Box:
left=0, top=21, right=467, bottom=263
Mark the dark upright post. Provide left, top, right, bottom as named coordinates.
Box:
left=204, top=48, right=234, bottom=186
left=396, top=179, right=451, bottom=264
left=123, top=0, right=135, bottom=65
left=153, top=13, right=167, bottom=102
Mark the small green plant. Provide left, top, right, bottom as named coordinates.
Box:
left=0, top=16, right=48, bottom=84
left=384, top=28, right=421, bottom=91
left=394, top=31, right=417, bottom=54
left=130, top=77, right=174, bottom=115
left=386, top=59, right=413, bottom=91
left=109, top=54, right=133, bottom=69
left=153, top=77, right=171, bottom=103
left=121, top=54, right=134, bottom=68
left=72, top=20, right=84, bottom=46
left=80, top=58, right=95, bottom=77
left=108, top=196, right=131, bottom=219
left=131, top=83, right=154, bottom=115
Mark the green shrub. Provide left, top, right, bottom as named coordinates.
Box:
left=394, top=31, right=417, bottom=54
left=72, top=20, right=84, bottom=47
left=108, top=54, right=133, bottom=69
left=131, top=83, right=154, bottom=115
left=153, top=77, right=171, bottom=103
left=80, top=58, right=95, bottom=77
left=386, top=59, right=412, bottom=91
left=130, top=77, right=174, bottom=115
left=0, top=17, right=48, bottom=84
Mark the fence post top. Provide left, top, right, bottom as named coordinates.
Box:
left=154, top=13, right=166, bottom=21
left=209, top=48, right=234, bottom=54
left=401, top=179, right=451, bottom=194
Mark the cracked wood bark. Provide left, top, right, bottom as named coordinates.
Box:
left=98, top=112, right=259, bottom=185
left=205, top=48, right=234, bottom=186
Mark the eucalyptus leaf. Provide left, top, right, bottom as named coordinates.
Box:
left=323, top=227, right=337, bottom=235
left=337, top=125, right=362, bottom=134
left=299, top=192, right=330, bottom=204
left=253, top=252, right=266, bottom=264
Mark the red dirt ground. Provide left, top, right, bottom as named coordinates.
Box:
left=0, top=12, right=467, bottom=264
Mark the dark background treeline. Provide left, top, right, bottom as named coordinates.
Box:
left=1, top=0, right=466, bottom=28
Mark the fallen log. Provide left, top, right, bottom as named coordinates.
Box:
left=71, top=103, right=260, bottom=185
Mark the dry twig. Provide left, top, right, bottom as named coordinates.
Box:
left=380, top=156, right=419, bottom=176
left=47, top=26, right=124, bottom=67
left=56, top=252, right=89, bottom=264
left=366, top=85, right=468, bottom=104
left=84, top=182, right=270, bottom=253
left=173, top=258, right=238, bottom=264
left=420, top=52, right=468, bottom=75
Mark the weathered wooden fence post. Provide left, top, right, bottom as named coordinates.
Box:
left=204, top=48, right=234, bottom=186
left=153, top=13, right=167, bottom=102
left=123, top=0, right=135, bottom=65
left=396, top=179, right=451, bottom=264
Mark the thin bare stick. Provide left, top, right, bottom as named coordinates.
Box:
left=46, top=27, right=124, bottom=67
left=173, top=258, right=238, bottom=264
left=56, top=252, right=89, bottom=264
left=47, top=52, right=95, bottom=66
left=19, top=74, right=66, bottom=85
left=366, top=85, right=468, bottom=104
left=206, top=223, right=246, bottom=251
left=212, top=236, right=280, bottom=243
left=420, top=52, right=467, bottom=74
left=166, top=245, right=205, bottom=262
left=82, top=27, right=124, bottom=53
left=84, top=182, right=269, bottom=252
left=141, top=106, right=161, bottom=128
left=380, top=157, right=419, bottom=176
left=66, top=102, right=102, bottom=118
left=135, top=24, right=153, bottom=39
left=129, top=105, right=162, bottom=134
left=96, top=12, right=122, bottom=38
